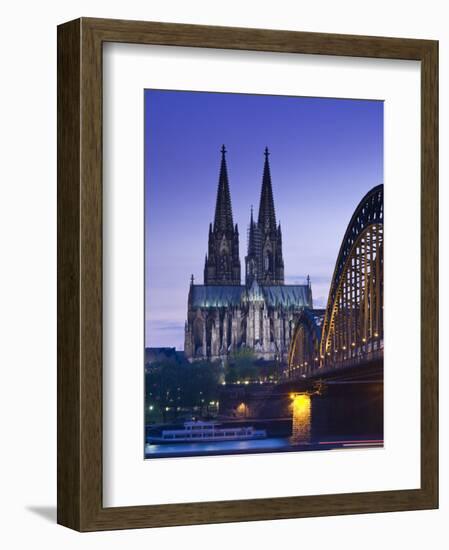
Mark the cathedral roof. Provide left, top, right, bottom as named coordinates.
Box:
left=190, top=285, right=245, bottom=308
left=247, top=279, right=264, bottom=302
left=262, top=285, right=312, bottom=308
left=190, top=284, right=311, bottom=309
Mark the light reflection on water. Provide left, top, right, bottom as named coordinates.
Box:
left=290, top=393, right=311, bottom=444
left=145, top=384, right=383, bottom=458
left=145, top=437, right=287, bottom=456
left=146, top=393, right=313, bottom=457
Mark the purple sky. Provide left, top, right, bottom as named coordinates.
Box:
left=145, top=90, right=383, bottom=349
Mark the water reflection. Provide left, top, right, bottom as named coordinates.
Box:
left=290, top=393, right=311, bottom=444
left=145, top=382, right=383, bottom=458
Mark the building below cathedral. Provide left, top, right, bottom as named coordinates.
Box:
left=184, top=146, right=313, bottom=363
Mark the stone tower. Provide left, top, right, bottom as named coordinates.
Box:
left=204, top=146, right=241, bottom=285
left=245, top=148, right=284, bottom=286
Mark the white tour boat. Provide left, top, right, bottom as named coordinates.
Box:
left=147, top=420, right=267, bottom=444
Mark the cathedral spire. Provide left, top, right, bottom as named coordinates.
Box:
left=258, top=147, right=277, bottom=232
left=247, top=205, right=257, bottom=256
left=213, top=145, right=234, bottom=233
left=204, top=146, right=241, bottom=285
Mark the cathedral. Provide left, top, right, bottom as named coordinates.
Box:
left=184, top=146, right=313, bottom=363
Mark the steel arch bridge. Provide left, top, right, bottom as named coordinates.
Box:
left=288, top=184, right=383, bottom=378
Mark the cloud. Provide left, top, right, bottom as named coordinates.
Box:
left=150, top=321, right=185, bottom=332
left=285, top=274, right=331, bottom=285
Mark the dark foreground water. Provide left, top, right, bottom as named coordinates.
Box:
left=145, top=381, right=383, bottom=459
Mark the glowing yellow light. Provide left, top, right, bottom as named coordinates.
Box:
left=374, top=332, right=379, bottom=337
left=352, top=342, right=356, bottom=347
left=237, top=402, right=247, bottom=416
left=362, top=337, right=366, bottom=343
left=291, top=393, right=311, bottom=445
left=244, top=380, right=249, bottom=385
left=342, top=346, right=346, bottom=350
left=292, top=393, right=310, bottom=407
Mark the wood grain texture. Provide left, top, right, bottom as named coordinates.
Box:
left=57, top=18, right=81, bottom=531
left=57, top=17, right=439, bottom=532
left=420, top=40, right=439, bottom=505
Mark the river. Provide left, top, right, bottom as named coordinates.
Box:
left=145, top=381, right=383, bottom=459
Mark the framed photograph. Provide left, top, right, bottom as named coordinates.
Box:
left=57, top=17, right=438, bottom=531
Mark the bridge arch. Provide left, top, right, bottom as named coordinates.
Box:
left=320, top=184, right=383, bottom=369
left=288, top=184, right=383, bottom=376
left=288, top=308, right=325, bottom=377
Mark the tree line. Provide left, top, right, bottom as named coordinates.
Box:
left=145, top=349, right=280, bottom=424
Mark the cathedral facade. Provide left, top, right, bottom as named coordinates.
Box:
left=184, top=146, right=313, bottom=362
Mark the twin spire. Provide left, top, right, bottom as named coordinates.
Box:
left=212, top=145, right=277, bottom=236
left=206, top=145, right=284, bottom=287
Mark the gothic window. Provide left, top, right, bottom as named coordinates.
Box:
left=248, top=259, right=255, bottom=277
left=219, top=237, right=229, bottom=255
left=264, top=251, right=272, bottom=273
left=193, top=317, right=204, bottom=354
left=220, top=254, right=228, bottom=275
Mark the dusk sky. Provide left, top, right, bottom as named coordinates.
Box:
left=145, top=90, right=383, bottom=350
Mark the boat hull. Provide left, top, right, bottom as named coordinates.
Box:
left=147, top=432, right=267, bottom=445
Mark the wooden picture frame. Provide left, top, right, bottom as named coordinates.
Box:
left=57, top=17, right=438, bottom=531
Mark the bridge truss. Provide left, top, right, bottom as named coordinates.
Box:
left=288, top=184, right=383, bottom=377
